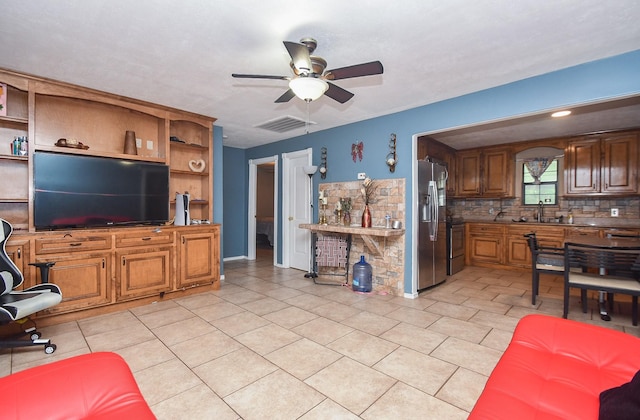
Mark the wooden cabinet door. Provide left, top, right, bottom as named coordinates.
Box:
left=178, top=230, right=218, bottom=289
left=483, top=148, right=513, bottom=197
left=506, top=236, right=530, bottom=268
left=566, top=138, right=600, bottom=194
left=117, top=247, right=172, bottom=301
left=457, top=151, right=481, bottom=197
left=5, top=240, right=28, bottom=289
left=36, top=253, right=111, bottom=315
left=601, top=134, right=638, bottom=194
left=467, top=224, right=504, bottom=265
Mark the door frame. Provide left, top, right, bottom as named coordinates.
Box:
left=248, top=155, right=278, bottom=265
left=282, top=148, right=313, bottom=269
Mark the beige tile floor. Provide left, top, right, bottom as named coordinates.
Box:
left=2, top=249, right=638, bottom=419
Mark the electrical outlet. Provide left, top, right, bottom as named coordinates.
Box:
left=136, top=138, right=142, bottom=148
left=611, top=208, right=619, bottom=217
left=146, top=140, right=154, bottom=150
left=357, top=172, right=366, bottom=180
left=489, top=208, right=494, bottom=215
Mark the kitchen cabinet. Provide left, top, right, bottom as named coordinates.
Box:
left=506, top=225, right=564, bottom=268
left=456, top=147, right=513, bottom=198
left=467, top=224, right=505, bottom=266
left=565, top=133, right=638, bottom=196
left=417, top=137, right=456, bottom=195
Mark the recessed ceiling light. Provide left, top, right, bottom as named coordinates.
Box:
left=551, top=110, right=571, bottom=118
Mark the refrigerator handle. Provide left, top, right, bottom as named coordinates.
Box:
left=428, top=180, right=438, bottom=241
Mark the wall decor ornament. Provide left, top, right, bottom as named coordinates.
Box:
left=188, top=159, right=206, bottom=172
left=386, top=133, right=397, bottom=172
left=351, top=141, right=363, bottom=162
left=319, top=147, right=328, bottom=178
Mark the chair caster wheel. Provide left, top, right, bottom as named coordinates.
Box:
left=44, top=344, right=56, bottom=354
left=30, top=331, right=42, bottom=341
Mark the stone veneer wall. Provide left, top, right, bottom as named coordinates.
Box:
left=318, top=178, right=406, bottom=295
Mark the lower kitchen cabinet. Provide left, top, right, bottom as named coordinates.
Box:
left=506, top=226, right=564, bottom=269
left=467, top=224, right=505, bottom=266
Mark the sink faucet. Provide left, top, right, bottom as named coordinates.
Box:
left=537, top=201, right=544, bottom=223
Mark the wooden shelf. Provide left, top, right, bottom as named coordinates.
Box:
left=170, top=141, right=209, bottom=151
left=0, top=198, right=28, bottom=203
left=300, top=223, right=405, bottom=258
left=0, top=115, right=28, bottom=125
left=34, top=145, right=166, bottom=163
left=0, top=154, right=28, bottom=162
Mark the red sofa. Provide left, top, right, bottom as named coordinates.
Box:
left=469, top=314, right=640, bottom=419
left=0, top=352, right=155, bottom=419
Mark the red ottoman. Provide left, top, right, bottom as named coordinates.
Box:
left=469, top=314, right=640, bottom=419
left=0, top=352, right=155, bottom=419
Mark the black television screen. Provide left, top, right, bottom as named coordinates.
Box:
left=34, top=152, right=169, bottom=229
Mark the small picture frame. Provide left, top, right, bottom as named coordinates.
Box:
left=0, top=83, right=6, bottom=117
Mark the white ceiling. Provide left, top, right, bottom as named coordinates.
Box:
left=2, top=1, right=640, bottom=149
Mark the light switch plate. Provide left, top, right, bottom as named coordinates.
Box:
left=136, top=138, right=142, bottom=148
left=611, top=208, right=619, bottom=217
left=357, top=172, right=366, bottom=180
left=146, top=140, right=154, bottom=150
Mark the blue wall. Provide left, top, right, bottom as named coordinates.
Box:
left=222, top=146, right=248, bottom=258
left=223, top=49, right=640, bottom=293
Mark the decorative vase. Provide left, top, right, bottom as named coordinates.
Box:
left=124, top=130, right=137, bottom=155
left=343, top=211, right=351, bottom=226
left=336, top=209, right=342, bottom=225
left=361, top=204, right=372, bottom=228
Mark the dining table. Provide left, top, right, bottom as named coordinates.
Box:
left=564, top=235, right=640, bottom=322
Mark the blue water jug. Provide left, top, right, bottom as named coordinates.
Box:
left=352, top=255, right=372, bottom=292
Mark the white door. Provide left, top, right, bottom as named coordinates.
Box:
left=282, top=148, right=313, bottom=271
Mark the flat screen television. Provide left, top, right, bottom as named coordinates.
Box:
left=34, top=151, right=169, bottom=230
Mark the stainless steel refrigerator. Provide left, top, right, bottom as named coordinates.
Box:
left=418, top=158, right=448, bottom=290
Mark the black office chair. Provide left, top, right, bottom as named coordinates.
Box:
left=524, top=233, right=565, bottom=305
left=0, top=218, right=62, bottom=353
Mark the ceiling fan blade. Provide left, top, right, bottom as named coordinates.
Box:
left=325, top=82, right=354, bottom=104
left=283, top=41, right=312, bottom=73
left=325, top=61, right=384, bottom=80
left=275, top=89, right=296, bottom=103
left=232, top=73, right=289, bottom=80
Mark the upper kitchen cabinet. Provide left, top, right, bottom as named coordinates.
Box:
left=456, top=146, right=514, bottom=198
left=417, top=137, right=456, bottom=196
left=565, top=131, right=638, bottom=196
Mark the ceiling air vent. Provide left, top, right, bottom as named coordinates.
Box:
left=255, top=115, right=316, bottom=133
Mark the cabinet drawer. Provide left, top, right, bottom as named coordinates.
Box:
left=115, top=230, right=174, bottom=248
left=35, top=234, right=112, bottom=254
left=468, top=224, right=505, bottom=235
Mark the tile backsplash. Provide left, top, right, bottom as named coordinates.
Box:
left=449, top=196, right=640, bottom=226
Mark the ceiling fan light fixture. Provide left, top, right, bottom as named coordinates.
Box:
left=289, top=77, right=328, bottom=102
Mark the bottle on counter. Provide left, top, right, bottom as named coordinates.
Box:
left=567, top=212, right=574, bottom=224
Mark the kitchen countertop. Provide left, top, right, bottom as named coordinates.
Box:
left=462, top=218, right=640, bottom=229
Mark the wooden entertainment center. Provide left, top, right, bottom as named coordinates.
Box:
left=0, top=68, right=219, bottom=322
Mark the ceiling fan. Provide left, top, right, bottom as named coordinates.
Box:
left=232, top=37, right=383, bottom=104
